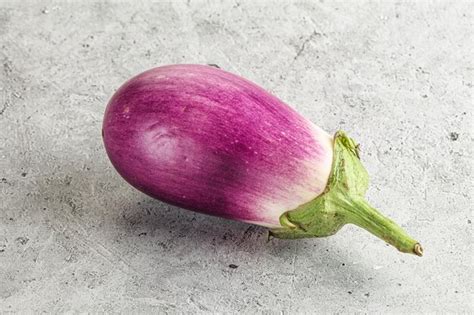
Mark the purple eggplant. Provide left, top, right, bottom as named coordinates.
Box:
left=102, top=64, right=422, bottom=256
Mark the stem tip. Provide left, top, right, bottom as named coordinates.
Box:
left=414, top=243, right=423, bottom=257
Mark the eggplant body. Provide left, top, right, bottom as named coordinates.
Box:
left=103, top=65, right=333, bottom=227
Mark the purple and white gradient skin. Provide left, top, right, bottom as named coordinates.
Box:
left=103, top=65, right=333, bottom=228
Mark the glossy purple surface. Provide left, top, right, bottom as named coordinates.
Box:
left=103, top=65, right=333, bottom=227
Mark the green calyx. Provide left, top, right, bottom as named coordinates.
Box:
left=270, top=131, right=423, bottom=256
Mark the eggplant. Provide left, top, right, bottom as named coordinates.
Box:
left=102, top=64, right=422, bottom=256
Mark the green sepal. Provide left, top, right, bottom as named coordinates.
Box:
left=269, top=131, right=423, bottom=256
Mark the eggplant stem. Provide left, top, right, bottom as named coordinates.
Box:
left=271, top=131, right=423, bottom=256
left=414, top=243, right=423, bottom=256
left=341, top=197, right=421, bottom=255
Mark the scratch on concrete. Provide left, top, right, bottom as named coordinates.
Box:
left=293, top=30, right=321, bottom=61
left=290, top=245, right=297, bottom=299
left=188, top=296, right=211, bottom=312
left=236, top=225, right=255, bottom=246
left=0, top=99, right=10, bottom=115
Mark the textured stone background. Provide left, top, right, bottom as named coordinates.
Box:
left=1, top=0, right=472, bottom=313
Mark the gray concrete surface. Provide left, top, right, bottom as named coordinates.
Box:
left=1, top=1, right=472, bottom=313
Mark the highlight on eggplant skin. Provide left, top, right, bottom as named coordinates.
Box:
left=102, top=64, right=422, bottom=256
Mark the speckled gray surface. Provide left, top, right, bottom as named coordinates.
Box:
left=0, top=1, right=472, bottom=313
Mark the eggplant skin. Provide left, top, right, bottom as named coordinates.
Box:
left=103, top=65, right=333, bottom=227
